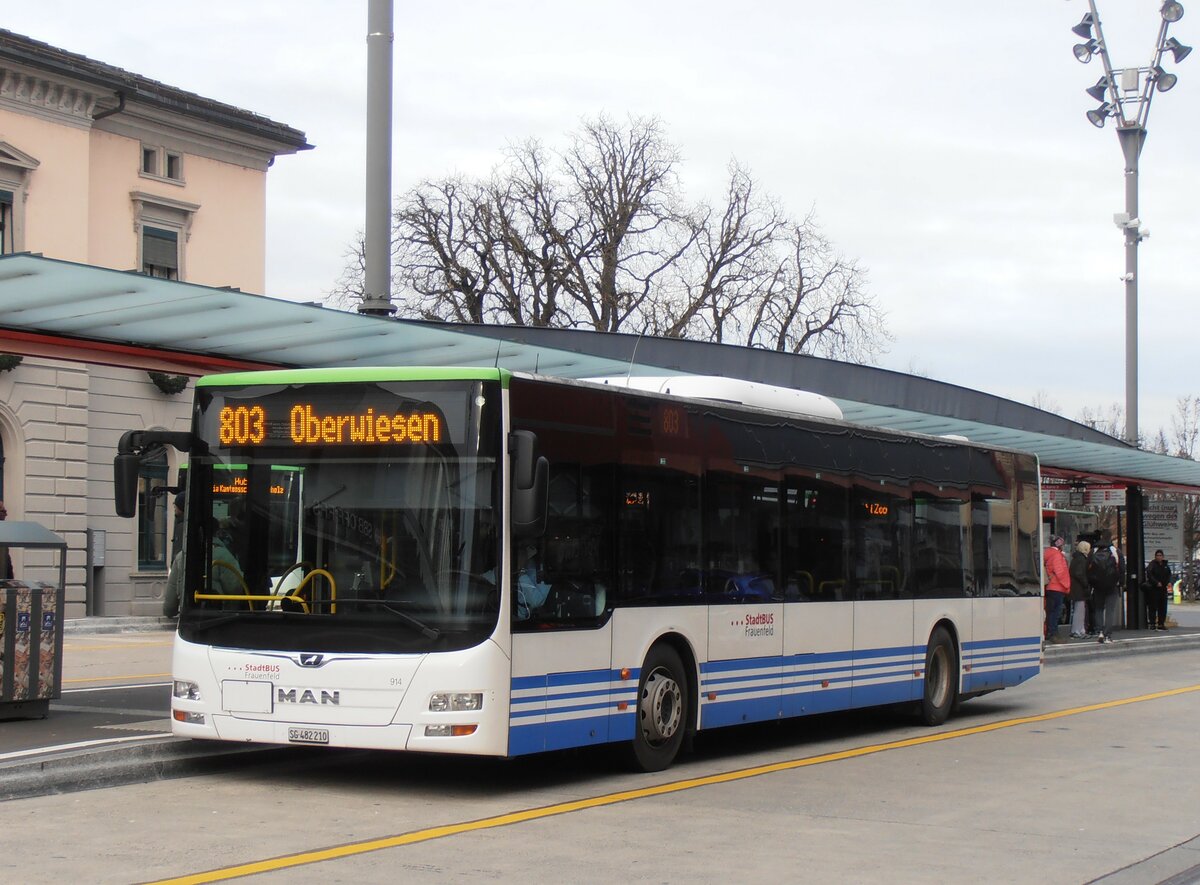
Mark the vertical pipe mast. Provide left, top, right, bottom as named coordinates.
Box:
left=359, top=0, right=396, bottom=316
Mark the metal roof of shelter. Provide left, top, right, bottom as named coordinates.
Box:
left=2, top=253, right=1199, bottom=494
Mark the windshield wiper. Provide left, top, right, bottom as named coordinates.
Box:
left=335, top=596, right=441, bottom=640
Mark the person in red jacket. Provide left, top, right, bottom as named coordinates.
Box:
left=1043, top=534, right=1070, bottom=642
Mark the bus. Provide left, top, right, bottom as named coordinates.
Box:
left=113, top=367, right=1044, bottom=771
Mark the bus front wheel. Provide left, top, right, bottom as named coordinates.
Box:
left=920, top=626, right=957, bottom=726
left=629, top=644, right=689, bottom=772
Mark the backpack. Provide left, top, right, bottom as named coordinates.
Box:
left=1088, top=545, right=1118, bottom=591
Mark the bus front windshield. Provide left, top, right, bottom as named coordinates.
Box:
left=180, top=379, right=502, bottom=653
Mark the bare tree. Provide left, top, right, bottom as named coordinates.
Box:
left=331, top=115, right=890, bottom=362
left=744, top=216, right=890, bottom=359
left=656, top=162, right=785, bottom=342
left=326, top=233, right=368, bottom=310
left=1077, top=402, right=1126, bottom=440
left=1167, top=395, right=1200, bottom=588
left=557, top=116, right=695, bottom=333
left=1030, top=390, right=1062, bottom=415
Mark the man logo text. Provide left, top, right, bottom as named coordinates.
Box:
left=277, top=688, right=340, bottom=705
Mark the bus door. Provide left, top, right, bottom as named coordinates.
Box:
left=509, top=460, right=615, bottom=756
left=701, top=472, right=784, bottom=729
left=966, top=498, right=1007, bottom=693
left=849, top=489, right=918, bottom=708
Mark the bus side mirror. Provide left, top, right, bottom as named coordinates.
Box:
left=114, top=453, right=141, bottom=518
left=510, top=430, right=547, bottom=540
left=113, top=429, right=195, bottom=518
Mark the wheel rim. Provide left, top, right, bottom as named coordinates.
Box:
left=928, top=644, right=949, bottom=708
left=639, top=666, right=682, bottom=747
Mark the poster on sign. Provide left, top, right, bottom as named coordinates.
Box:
left=1143, top=500, right=1185, bottom=564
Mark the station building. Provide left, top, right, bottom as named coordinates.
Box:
left=0, top=28, right=308, bottom=614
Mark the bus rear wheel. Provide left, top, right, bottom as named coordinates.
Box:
left=629, top=644, right=688, bottom=772
left=920, top=626, right=957, bottom=726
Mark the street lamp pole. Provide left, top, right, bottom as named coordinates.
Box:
left=1118, top=124, right=1142, bottom=448
left=1071, top=1, right=1191, bottom=446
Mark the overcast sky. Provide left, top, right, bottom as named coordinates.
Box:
left=7, top=2, right=1198, bottom=439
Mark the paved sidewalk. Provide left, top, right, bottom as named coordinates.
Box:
left=1042, top=623, right=1200, bottom=662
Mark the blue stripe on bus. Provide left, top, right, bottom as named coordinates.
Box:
left=509, top=635, right=1041, bottom=752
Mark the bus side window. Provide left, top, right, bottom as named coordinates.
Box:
left=784, top=479, right=849, bottom=602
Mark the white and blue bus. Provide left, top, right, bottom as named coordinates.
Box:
left=114, top=367, right=1043, bottom=771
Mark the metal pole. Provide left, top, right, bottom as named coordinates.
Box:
left=1118, top=126, right=1144, bottom=446
left=359, top=0, right=396, bottom=316
left=1126, top=486, right=1145, bottom=629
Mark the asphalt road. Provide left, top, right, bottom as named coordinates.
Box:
left=3, top=650, right=1200, bottom=884
left=2, top=618, right=1200, bottom=884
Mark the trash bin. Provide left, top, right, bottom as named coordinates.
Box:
left=0, top=521, right=67, bottom=721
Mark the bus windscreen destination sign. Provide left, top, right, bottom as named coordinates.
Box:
left=207, top=385, right=461, bottom=449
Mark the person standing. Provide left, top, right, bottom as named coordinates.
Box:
left=1043, top=535, right=1070, bottom=642
left=1068, top=539, right=1091, bottom=639
left=1146, top=549, right=1173, bottom=631
left=1088, top=537, right=1122, bottom=643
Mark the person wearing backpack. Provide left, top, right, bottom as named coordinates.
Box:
left=1087, top=536, right=1121, bottom=643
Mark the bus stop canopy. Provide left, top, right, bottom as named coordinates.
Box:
left=2, top=253, right=1199, bottom=494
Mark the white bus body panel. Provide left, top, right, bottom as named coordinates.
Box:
left=851, top=600, right=919, bottom=707
left=703, top=602, right=784, bottom=728
left=170, top=635, right=513, bottom=756
left=783, top=601, right=854, bottom=716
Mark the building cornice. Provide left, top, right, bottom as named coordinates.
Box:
left=0, top=65, right=102, bottom=128
left=0, top=29, right=311, bottom=155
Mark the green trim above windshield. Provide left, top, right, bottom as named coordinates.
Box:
left=196, top=367, right=511, bottom=388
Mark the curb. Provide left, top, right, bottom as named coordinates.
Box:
left=64, top=617, right=175, bottom=635
left=1043, top=631, right=1200, bottom=664
left=0, top=737, right=301, bottom=802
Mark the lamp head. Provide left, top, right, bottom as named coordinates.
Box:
left=1154, top=65, right=1179, bottom=91
left=1161, top=2, right=1185, bottom=23
left=1074, top=39, right=1099, bottom=63
left=1085, top=76, right=1110, bottom=102
left=1087, top=103, right=1113, bottom=128
left=1165, top=37, right=1193, bottom=63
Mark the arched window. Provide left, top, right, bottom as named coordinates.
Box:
left=137, top=446, right=169, bottom=570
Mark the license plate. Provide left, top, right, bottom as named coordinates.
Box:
left=287, top=727, right=329, bottom=744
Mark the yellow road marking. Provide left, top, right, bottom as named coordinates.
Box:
left=63, top=673, right=172, bottom=685
left=147, top=683, right=1200, bottom=885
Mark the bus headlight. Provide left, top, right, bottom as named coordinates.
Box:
left=424, top=724, right=479, bottom=737
left=173, top=680, right=202, bottom=701
left=429, top=692, right=482, bottom=712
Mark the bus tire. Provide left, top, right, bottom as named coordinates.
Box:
left=629, top=644, right=689, bottom=772
left=920, top=626, right=957, bottom=727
